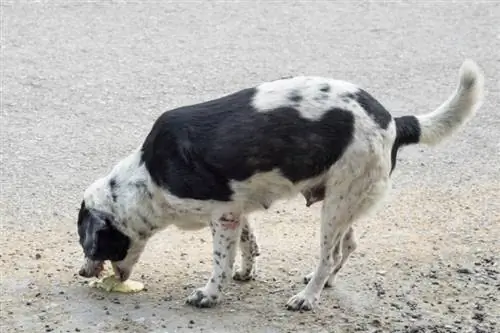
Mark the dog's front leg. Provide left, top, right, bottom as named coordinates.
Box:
left=111, top=241, right=147, bottom=281
left=186, top=212, right=241, bottom=308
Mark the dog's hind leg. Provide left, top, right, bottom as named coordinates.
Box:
left=186, top=211, right=242, bottom=308
left=303, top=226, right=357, bottom=288
left=233, top=216, right=260, bottom=281
left=287, top=176, right=388, bottom=311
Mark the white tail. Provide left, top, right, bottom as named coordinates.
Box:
left=416, top=59, right=485, bottom=146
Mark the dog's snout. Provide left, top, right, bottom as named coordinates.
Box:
left=78, top=267, right=91, bottom=277
left=78, top=258, right=104, bottom=278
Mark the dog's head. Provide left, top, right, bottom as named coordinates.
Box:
left=77, top=200, right=131, bottom=278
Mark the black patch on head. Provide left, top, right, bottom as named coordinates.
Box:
left=319, top=84, right=330, bottom=92
left=109, top=178, right=118, bottom=202
left=289, top=91, right=302, bottom=103
left=140, top=87, right=354, bottom=201
left=391, top=116, right=421, bottom=173
left=351, top=89, right=391, bottom=129
left=77, top=201, right=130, bottom=262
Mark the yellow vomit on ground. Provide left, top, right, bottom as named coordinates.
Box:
left=89, top=274, right=144, bottom=293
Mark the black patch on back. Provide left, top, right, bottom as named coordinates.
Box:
left=141, top=88, right=355, bottom=201
left=77, top=201, right=130, bottom=262
left=352, top=89, right=392, bottom=129
left=391, top=116, right=421, bottom=173
left=289, top=91, right=302, bottom=103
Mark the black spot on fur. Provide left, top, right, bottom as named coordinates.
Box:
left=351, top=89, right=392, bottom=129
left=140, top=87, right=355, bottom=201
left=138, top=213, right=155, bottom=232
left=319, top=84, right=330, bottom=92
left=289, top=91, right=302, bottom=103
left=220, top=214, right=234, bottom=222
left=214, top=251, right=221, bottom=257
left=137, top=231, right=148, bottom=239
left=226, top=240, right=236, bottom=251
left=133, top=181, right=153, bottom=199
left=240, top=228, right=250, bottom=242
left=391, top=116, right=421, bottom=173
left=109, top=178, right=117, bottom=202
left=313, top=93, right=329, bottom=102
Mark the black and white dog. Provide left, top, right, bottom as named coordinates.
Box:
left=77, top=60, right=483, bottom=311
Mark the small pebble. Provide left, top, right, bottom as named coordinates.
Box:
left=457, top=267, right=473, bottom=274
left=472, top=312, right=485, bottom=322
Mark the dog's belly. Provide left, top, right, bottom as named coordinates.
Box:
left=172, top=214, right=210, bottom=231
left=231, top=170, right=322, bottom=212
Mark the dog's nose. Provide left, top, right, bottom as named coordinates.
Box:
left=78, top=267, right=91, bottom=278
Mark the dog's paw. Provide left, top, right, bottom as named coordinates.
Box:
left=186, top=288, right=219, bottom=308
left=303, top=272, right=333, bottom=288
left=233, top=268, right=254, bottom=282
left=286, top=291, right=318, bottom=311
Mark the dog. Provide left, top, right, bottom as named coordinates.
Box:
left=77, top=60, right=484, bottom=311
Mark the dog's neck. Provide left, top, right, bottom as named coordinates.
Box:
left=84, top=149, right=217, bottom=240
left=83, top=150, right=167, bottom=239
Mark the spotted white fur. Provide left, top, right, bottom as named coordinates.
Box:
left=78, top=60, right=484, bottom=311
left=252, top=76, right=360, bottom=120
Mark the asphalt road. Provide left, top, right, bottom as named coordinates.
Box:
left=1, top=2, right=499, bottom=333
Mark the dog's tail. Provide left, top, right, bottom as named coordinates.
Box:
left=394, top=59, right=484, bottom=150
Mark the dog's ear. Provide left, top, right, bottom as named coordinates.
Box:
left=78, top=206, right=107, bottom=258
left=77, top=204, right=130, bottom=262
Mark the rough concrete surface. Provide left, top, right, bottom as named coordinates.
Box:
left=1, top=1, right=499, bottom=333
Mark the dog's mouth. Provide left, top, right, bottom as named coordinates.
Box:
left=78, top=258, right=105, bottom=278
